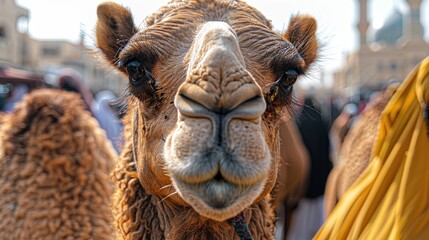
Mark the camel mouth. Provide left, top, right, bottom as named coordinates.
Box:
left=171, top=175, right=266, bottom=221
left=163, top=113, right=272, bottom=221
left=164, top=147, right=271, bottom=221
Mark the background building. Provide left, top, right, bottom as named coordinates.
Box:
left=0, top=0, right=125, bottom=94
left=0, top=0, right=29, bottom=67
left=333, top=0, right=429, bottom=98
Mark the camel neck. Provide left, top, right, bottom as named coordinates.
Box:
left=115, top=183, right=275, bottom=239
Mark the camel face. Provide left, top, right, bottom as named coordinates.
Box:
left=96, top=0, right=318, bottom=222
left=164, top=21, right=270, bottom=221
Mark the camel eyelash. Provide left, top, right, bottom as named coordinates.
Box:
left=117, top=58, right=128, bottom=69
left=266, top=68, right=301, bottom=104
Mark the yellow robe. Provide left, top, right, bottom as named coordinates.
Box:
left=314, top=57, right=429, bottom=240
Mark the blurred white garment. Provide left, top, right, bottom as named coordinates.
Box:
left=93, top=90, right=123, bottom=153
left=286, top=196, right=325, bottom=240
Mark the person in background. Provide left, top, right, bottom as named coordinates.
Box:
left=329, top=102, right=358, bottom=165
left=274, top=117, right=310, bottom=240
left=93, top=90, right=124, bottom=153
left=56, top=68, right=95, bottom=115
left=288, top=96, right=333, bottom=240
left=3, top=84, right=29, bottom=112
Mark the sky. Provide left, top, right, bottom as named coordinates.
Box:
left=15, top=0, right=429, bottom=87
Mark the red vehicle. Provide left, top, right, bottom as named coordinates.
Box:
left=0, top=66, right=46, bottom=111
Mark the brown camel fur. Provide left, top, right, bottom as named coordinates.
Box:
left=96, top=1, right=318, bottom=239
left=0, top=89, right=117, bottom=239
left=273, top=119, right=309, bottom=208
left=324, top=83, right=400, bottom=216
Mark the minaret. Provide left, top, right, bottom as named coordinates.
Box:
left=357, top=0, right=369, bottom=47
left=79, top=23, right=85, bottom=47
left=405, top=0, right=424, bottom=39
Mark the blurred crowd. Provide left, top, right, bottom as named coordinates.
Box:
left=0, top=68, right=124, bottom=153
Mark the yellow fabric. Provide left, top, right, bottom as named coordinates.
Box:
left=315, top=57, right=429, bottom=240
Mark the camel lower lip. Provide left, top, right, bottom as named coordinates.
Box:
left=190, top=179, right=243, bottom=209
left=171, top=176, right=266, bottom=221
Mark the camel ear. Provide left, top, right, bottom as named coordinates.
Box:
left=284, top=15, right=318, bottom=68
left=96, top=2, right=137, bottom=66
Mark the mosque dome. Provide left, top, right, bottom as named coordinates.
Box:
left=373, top=9, right=404, bottom=45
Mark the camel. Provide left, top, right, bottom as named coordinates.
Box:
left=324, top=83, right=400, bottom=216
left=0, top=89, right=116, bottom=239
left=96, top=1, right=318, bottom=239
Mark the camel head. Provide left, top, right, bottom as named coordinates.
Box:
left=96, top=0, right=317, bottom=222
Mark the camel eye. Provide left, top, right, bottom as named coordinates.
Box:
left=281, top=69, right=298, bottom=87
left=126, top=60, right=146, bottom=85
left=267, top=69, right=299, bottom=103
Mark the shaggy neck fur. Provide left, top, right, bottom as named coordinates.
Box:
left=0, top=90, right=116, bottom=239
left=112, top=134, right=275, bottom=240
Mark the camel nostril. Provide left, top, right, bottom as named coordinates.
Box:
left=224, top=95, right=266, bottom=121
left=176, top=91, right=266, bottom=122
left=176, top=82, right=219, bottom=114
left=177, top=67, right=265, bottom=113
left=219, top=83, right=264, bottom=114
left=174, top=93, right=214, bottom=119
